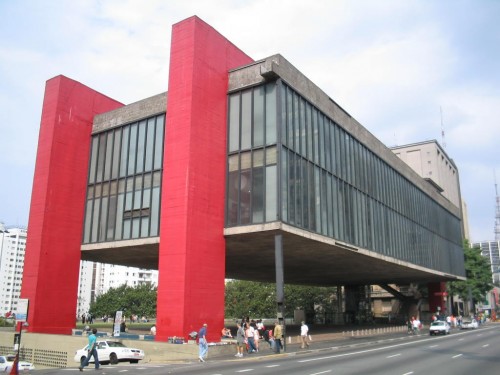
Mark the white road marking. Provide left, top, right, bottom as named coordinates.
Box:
left=452, top=354, right=463, bottom=358
left=236, top=370, right=254, bottom=373
left=429, top=345, right=438, bottom=348
left=310, top=371, right=332, bottom=375
left=387, top=354, right=401, bottom=358
left=402, top=372, right=414, bottom=375
left=266, top=364, right=280, bottom=368
left=482, top=344, right=489, bottom=348
left=298, top=326, right=498, bottom=364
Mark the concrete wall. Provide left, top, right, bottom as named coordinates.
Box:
left=0, top=330, right=234, bottom=369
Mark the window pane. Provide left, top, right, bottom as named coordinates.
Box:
left=88, top=137, right=98, bottom=184
left=120, top=126, right=130, bottom=177
left=227, top=170, right=239, bottom=226
left=153, top=115, right=164, bottom=170
left=103, top=132, right=113, bottom=181
left=266, top=146, right=277, bottom=165
left=241, top=90, right=252, bottom=150
left=265, top=165, right=277, bottom=222
left=150, top=187, right=160, bottom=236
left=253, top=86, right=264, bottom=147
left=265, top=83, right=277, bottom=145
left=111, top=129, right=121, bottom=179
left=253, top=149, right=264, bottom=168
left=136, top=120, right=146, bottom=174
left=252, top=167, right=264, bottom=223
left=240, top=169, right=251, bottom=224
left=96, top=133, right=106, bottom=183
left=127, top=123, right=138, bottom=175
left=229, top=94, right=240, bottom=152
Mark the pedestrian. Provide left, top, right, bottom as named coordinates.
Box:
left=300, top=321, right=310, bottom=349
left=198, top=323, right=208, bottom=362
left=412, top=316, right=420, bottom=334
left=79, top=328, right=99, bottom=371
left=245, top=322, right=257, bottom=353
left=273, top=321, right=283, bottom=353
left=253, top=322, right=260, bottom=352
left=235, top=322, right=245, bottom=357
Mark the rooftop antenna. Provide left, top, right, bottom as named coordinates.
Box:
left=440, top=106, right=446, bottom=149
left=495, top=171, right=500, bottom=241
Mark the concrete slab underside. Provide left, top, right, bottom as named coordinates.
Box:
left=81, top=224, right=459, bottom=286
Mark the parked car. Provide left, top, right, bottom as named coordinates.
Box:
left=429, top=320, right=450, bottom=335
left=0, top=354, right=36, bottom=372
left=460, top=319, right=478, bottom=329
left=74, top=340, right=145, bottom=365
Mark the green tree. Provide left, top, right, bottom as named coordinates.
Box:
left=448, top=240, right=493, bottom=310
left=225, top=280, right=337, bottom=320
left=89, top=283, right=157, bottom=319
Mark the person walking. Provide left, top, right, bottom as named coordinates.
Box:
left=300, top=321, right=310, bottom=349
left=79, top=328, right=99, bottom=371
left=273, top=321, right=283, bottom=354
left=198, top=323, right=208, bottom=362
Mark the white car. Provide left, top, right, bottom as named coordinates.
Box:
left=74, top=340, right=145, bottom=365
left=0, top=354, right=35, bottom=372
left=429, top=320, right=450, bottom=335
left=460, top=319, right=479, bottom=329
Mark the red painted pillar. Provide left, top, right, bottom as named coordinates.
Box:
left=21, top=76, right=123, bottom=334
left=156, top=16, right=253, bottom=342
left=428, top=282, right=448, bottom=315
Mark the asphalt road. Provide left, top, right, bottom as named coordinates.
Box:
left=31, top=324, right=500, bottom=375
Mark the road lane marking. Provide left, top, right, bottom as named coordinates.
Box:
left=310, top=371, right=332, bottom=375
left=298, top=326, right=499, bottom=364
left=236, top=370, right=254, bottom=373
left=452, top=354, right=463, bottom=358
left=266, top=365, right=280, bottom=368
left=482, top=344, right=489, bottom=348
left=402, top=372, right=414, bottom=375
left=387, top=354, right=401, bottom=358
left=429, top=345, right=438, bottom=348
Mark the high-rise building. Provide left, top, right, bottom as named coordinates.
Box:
left=0, top=225, right=27, bottom=317
left=473, top=240, right=500, bottom=284
left=77, top=261, right=158, bottom=317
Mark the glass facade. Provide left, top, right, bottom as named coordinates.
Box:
left=227, top=83, right=278, bottom=226
left=227, top=81, right=464, bottom=276
left=83, top=114, right=165, bottom=244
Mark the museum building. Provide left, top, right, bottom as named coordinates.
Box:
left=21, top=16, right=465, bottom=341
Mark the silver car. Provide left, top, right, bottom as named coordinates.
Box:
left=429, top=320, right=450, bottom=335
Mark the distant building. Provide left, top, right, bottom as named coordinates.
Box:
left=0, top=223, right=157, bottom=319
left=473, top=240, right=500, bottom=284
left=77, top=261, right=158, bottom=317
left=391, top=140, right=460, bottom=207
left=0, top=226, right=27, bottom=317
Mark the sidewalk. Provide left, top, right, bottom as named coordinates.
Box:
left=210, top=323, right=416, bottom=360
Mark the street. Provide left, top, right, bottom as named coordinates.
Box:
left=32, top=324, right=500, bottom=375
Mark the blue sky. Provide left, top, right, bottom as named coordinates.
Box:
left=0, top=0, right=499, bottom=242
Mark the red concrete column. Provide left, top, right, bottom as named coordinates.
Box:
left=156, top=16, right=253, bottom=342
left=428, top=282, right=448, bottom=315
left=21, top=76, right=122, bottom=334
